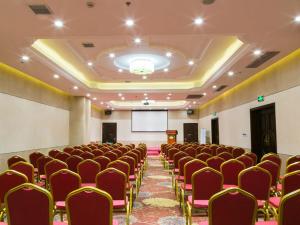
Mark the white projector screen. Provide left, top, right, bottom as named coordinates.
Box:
left=131, top=110, right=168, bottom=132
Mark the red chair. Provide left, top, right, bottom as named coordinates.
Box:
left=104, top=151, right=118, bottom=162
left=232, top=147, right=245, bottom=158
left=55, top=152, right=71, bottom=162
left=5, top=183, right=66, bottom=225
left=244, top=152, right=258, bottom=164
left=45, top=159, right=68, bottom=184
left=206, top=156, right=225, bottom=172
left=238, top=166, right=272, bottom=220
left=7, top=156, right=26, bottom=168
left=66, top=155, right=83, bottom=173
left=201, top=147, right=213, bottom=155
left=221, top=159, right=245, bottom=188
left=118, top=147, right=128, bottom=155
left=286, top=155, right=300, bottom=167
left=257, top=160, right=280, bottom=191
left=77, top=159, right=100, bottom=185
left=49, top=169, right=81, bottom=221
left=180, top=159, right=207, bottom=209
left=112, top=150, right=123, bottom=158
left=216, top=147, right=230, bottom=155
left=166, top=148, right=180, bottom=169
left=63, top=147, right=74, bottom=154
left=66, top=187, right=119, bottom=225
left=96, top=168, right=129, bottom=221
left=173, top=151, right=189, bottom=174
left=198, top=188, right=257, bottom=225
left=10, top=161, right=34, bottom=183
left=91, top=149, right=104, bottom=157
left=94, top=156, right=111, bottom=170
left=209, top=145, right=219, bottom=156
left=119, top=156, right=139, bottom=191
left=225, top=146, right=234, bottom=154
left=286, top=161, right=300, bottom=173
left=80, top=152, right=95, bottom=160
left=261, top=153, right=281, bottom=169
left=237, top=155, right=254, bottom=168
left=37, top=156, right=53, bottom=181
left=81, top=147, right=92, bottom=152
left=195, top=153, right=212, bottom=162
left=186, top=167, right=223, bottom=225
left=175, top=156, right=194, bottom=197
left=29, top=152, right=44, bottom=169
left=70, top=149, right=84, bottom=156
left=185, top=147, right=197, bottom=158
left=217, top=152, right=233, bottom=161
left=48, top=149, right=61, bottom=158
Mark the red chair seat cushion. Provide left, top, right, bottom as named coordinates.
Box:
left=129, top=175, right=136, bottom=181
left=277, top=183, right=282, bottom=191
left=257, top=200, right=266, bottom=208
left=113, top=200, right=126, bottom=209
left=0, top=223, right=7, bottom=225
left=54, top=222, right=68, bottom=225
left=187, top=196, right=209, bottom=208
left=198, top=221, right=208, bottom=225
left=180, top=183, right=192, bottom=191
left=56, top=201, right=65, bottom=210
left=269, top=197, right=280, bottom=208
left=223, top=184, right=237, bottom=189
left=113, top=219, right=119, bottom=225
left=81, top=183, right=96, bottom=187
left=174, top=168, right=179, bottom=173
left=255, top=222, right=277, bottom=225
left=176, top=175, right=184, bottom=181
left=40, top=174, right=46, bottom=179
left=168, top=160, right=174, bottom=163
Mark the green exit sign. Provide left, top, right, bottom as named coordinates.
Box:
left=257, top=95, right=264, bottom=102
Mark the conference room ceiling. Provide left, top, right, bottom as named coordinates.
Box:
left=0, top=0, right=299, bottom=109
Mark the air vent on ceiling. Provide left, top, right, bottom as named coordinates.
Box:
left=246, top=51, right=280, bottom=68
left=125, top=81, right=131, bottom=83
left=186, top=94, right=204, bottom=99
left=29, top=4, right=52, bottom=15
left=82, top=42, right=95, bottom=48
left=215, top=85, right=227, bottom=92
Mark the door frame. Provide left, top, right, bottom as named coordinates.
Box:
left=211, top=117, right=219, bottom=145
left=102, top=122, right=117, bottom=144
left=183, top=123, right=199, bottom=143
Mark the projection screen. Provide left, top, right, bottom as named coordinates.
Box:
left=131, top=110, right=168, bottom=132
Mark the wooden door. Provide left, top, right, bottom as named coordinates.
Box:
left=183, top=123, right=198, bottom=143
left=211, top=118, right=219, bottom=144
left=102, top=123, right=117, bottom=144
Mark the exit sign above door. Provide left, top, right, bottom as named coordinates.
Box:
left=257, top=95, right=264, bottom=102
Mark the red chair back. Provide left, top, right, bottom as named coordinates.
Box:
left=244, top=152, right=257, bottom=164
left=66, top=187, right=113, bottom=225
left=5, top=183, right=54, bottom=225
left=178, top=156, right=194, bottom=177
left=257, top=160, right=279, bottom=187
left=282, top=170, right=300, bottom=196
left=37, top=156, right=53, bottom=177
left=192, top=167, right=223, bottom=202
left=112, top=150, right=123, bottom=158
left=108, top=160, right=130, bottom=181
left=237, top=155, right=254, bottom=168
left=50, top=169, right=81, bottom=202
left=238, top=166, right=271, bottom=201
left=209, top=145, right=219, bottom=156
left=66, top=155, right=83, bottom=173
left=29, top=152, right=44, bottom=168
left=91, top=149, right=104, bottom=157
left=0, top=170, right=28, bottom=203
left=261, top=153, right=281, bottom=168
left=55, top=152, right=71, bottom=162
left=286, top=155, right=300, bottom=167
left=10, top=161, right=34, bottom=183
left=173, top=151, right=188, bottom=170
left=81, top=147, right=92, bottom=152
left=94, top=156, right=111, bottom=170
left=206, top=156, right=225, bottom=171
left=45, top=159, right=68, bottom=182
left=201, top=147, right=213, bottom=155
left=217, top=152, right=233, bottom=161
left=48, top=149, right=60, bottom=158
left=80, top=152, right=95, bottom=160
left=184, top=159, right=207, bottom=185
left=63, top=147, right=74, bottom=154
left=279, top=189, right=300, bottom=225
left=286, top=162, right=300, bottom=173
left=208, top=188, right=257, bottom=225
left=232, top=147, right=245, bottom=158
left=77, top=159, right=100, bottom=183
left=7, top=156, right=26, bottom=168
left=196, top=153, right=212, bottom=162
left=221, top=159, right=245, bottom=185
left=71, top=149, right=84, bottom=156
left=216, top=147, right=230, bottom=155
left=103, top=151, right=118, bottom=161
left=185, top=147, right=197, bottom=157
left=96, top=168, right=126, bottom=201
left=119, top=156, right=136, bottom=176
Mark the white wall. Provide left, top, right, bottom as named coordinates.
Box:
left=199, top=85, right=300, bottom=155
left=0, top=93, right=69, bottom=154
left=89, top=117, right=101, bottom=142
left=100, top=110, right=199, bottom=146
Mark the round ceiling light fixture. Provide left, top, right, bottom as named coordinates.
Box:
left=129, top=58, right=154, bottom=75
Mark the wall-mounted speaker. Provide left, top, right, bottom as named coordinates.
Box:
left=104, top=110, right=112, bottom=115
left=187, top=109, right=194, bottom=115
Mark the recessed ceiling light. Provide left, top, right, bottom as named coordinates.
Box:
left=145, top=97, right=149, bottom=100
left=107, top=105, right=110, bottom=108
left=142, top=75, right=147, bottom=80
left=109, top=53, right=115, bottom=58
left=112, top=108, right=115, bottom=110
left=92, top=97, right=97, bottom=101
left=294, top=15, right=300, bottom=23
left=54, top=19, right=64, bottom=28
left=166, top=96, right=171, bottom=100
left=144, top=93, right=148, bottom=96
left=185, top=107, right=189, bottom=110
left=86, top=93, right=91, bottom=97
left=21, top=55, right=30, bottom=62
left=125, top=19, right=135, bottom=27
left=100, top=101, right=104, bottom=105
left=134, top=37, right=141, bottom=44
left=164, top=68, right=169, bottom=72
left=168, top=93, right=172, bottom=96
left=118, top=93, right=122, bottom=97
left=253, top=49, right=262, bottom=56
left=194, top=17, right=204, bottom=25
left=87, top=61, right=93, bottom=66
left=73, top=86, right=78, bottom=90
left=164, top=108, right=168, bottom=110
left=121, top=96, right=125, bottom=100
left=228, top=71, right=234, bottom=76
left=188, top=60, right=194, bottom=66
left=166, top=52, right=172, bottom=57
left=193, top=101, right=196, bottom=104
left=118, top=68, right=123, bottom=73
left=212, top=85, right=217, bottom=89
left=188, top=105, right=191, bottom=108
left=203, top=92, right=207, bottom=96
left=53, top=74, right=60, bottom=79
